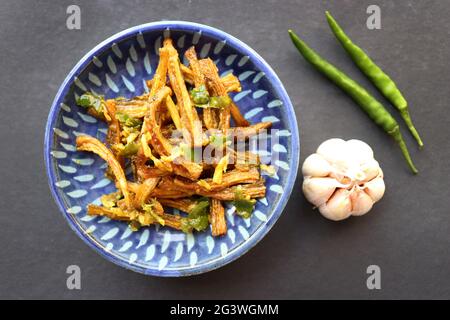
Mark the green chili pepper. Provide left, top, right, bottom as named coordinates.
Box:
left=232, top=187, right=256, bottom=219
left=181, top=198, right=210, bottom=233
left=115, top=112, right=142, bottom=127
left=119, top=141, right=140, bottom=157
left=76, top=92, right=105, bottom=114
left=288, top=29, right=418, bottom=174
left=190, top=85, right=210, bottom=105
left=209, top=96, right=232, bottom=109
left=325, top=11, right=423, bottom=148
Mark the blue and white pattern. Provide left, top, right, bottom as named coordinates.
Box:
left=44, top=22, right=300, bottom=276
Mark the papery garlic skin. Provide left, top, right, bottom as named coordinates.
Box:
left=302, top=138, right=385, bottom=221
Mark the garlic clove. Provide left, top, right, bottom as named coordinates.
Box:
left=316, top=138, right=347, bottom=163
left=302, top=153, right=333, bottom=177
left=318, top=189, right=352, bottom=221
left=350, top=189, right=374, bottom=216
left=302, top=177, right=342, bottom=207
left=345, top=139, right=374, bottom=164
left=363, top=176, right=385, bottom=202
left=360, top=158, right=381, bottom=182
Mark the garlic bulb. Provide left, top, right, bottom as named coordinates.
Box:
left=302, top=138, right=385, bottom=221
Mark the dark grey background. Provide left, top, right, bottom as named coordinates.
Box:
left=1, top=0, right=449, bottom=299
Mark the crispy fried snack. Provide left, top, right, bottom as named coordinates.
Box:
left=76, top=135, right=131, bottom=208
left=210, top=199, right=227, bottom=236
left=74, top=38, right=272, bottom=236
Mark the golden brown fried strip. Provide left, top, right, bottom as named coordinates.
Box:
left=76, top=135, right=132, bottom=208
left=203, top=180, right=266, bottom=200
left=115, top=99, right=148, bottom=118
left=151, top=189, right=191, bottom=199
left=205, top=71, right=247, bottom=127
left=150, top=42, right=170, bottom=96
left=185, top=46, right=205, bottom=87
left=180, top=63, right=194, bottom=83
left=133, top=177, right=160, bottom=208
left=78, top=37, right=269, bottom=236
left=161, top=213, right=183, bottom=230
left=145, top=97, right=203, bottom=180
left=145, top=136, right=203, bottom=180
left=173, top=167, right=260, bottom=193
left=230, top=102, right=250, bottom=127
left=146, top=79, right=153, bottom=89
left=133, top=150, right=170, bottom=181
left=165, top=96, right=182, bottom=130
left=103, top=99, right=126, bottom=169
left=104, top=100, right=121, bottom=145
left=166, top=42, right=203, bottom=147
left=226, top=149, right=261, bottom=166
left=212, top=155, right=229, bottom=184
left=87, top=204, right=183, bottom=230
left=159, top=198, right=197, bottom=213
left=149, top=179, right=265, bottom=200
left=145, top=86, right=175, bottom=156
left=138, top=40, right=171, bottom=138
left=203, top=108, right=220, bottom=130
left=198, top=58, right=231, bottom=130
left=227, top=121, right=272, bottom=139
left=220, top=73, right=242, bottom=93
left=181, top=64, right=241, bottom=93
left=87, top=204, right=135, bottom=221
left=121, top=86, right=172, bottom=119
left=141, top=129, right=202, bottom=180
left=210, top=199, right=227, bottom=236
left=199, top=58, right=225, bottom=94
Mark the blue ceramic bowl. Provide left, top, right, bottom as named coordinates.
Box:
left=44, top=21, right=300, bottom=276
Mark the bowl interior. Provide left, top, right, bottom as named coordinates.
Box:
left=45, top=22, right=299, bottom=276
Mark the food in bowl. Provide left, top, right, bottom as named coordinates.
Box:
left=75, top=37, right=272, bottom=237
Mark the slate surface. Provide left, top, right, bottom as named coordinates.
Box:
left=1, top=0, right=449, bottom=299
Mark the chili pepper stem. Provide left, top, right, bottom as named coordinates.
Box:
left=399, top=109, right=424, bottom=148
left=390, top=126, right=418, bottom=174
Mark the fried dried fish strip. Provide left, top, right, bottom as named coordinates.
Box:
left=76, top=135, right=131, bottom=208
left=210, top=199, right=227, bottom=236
